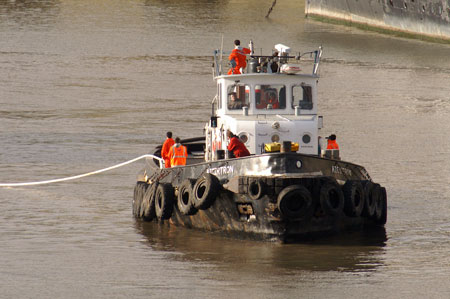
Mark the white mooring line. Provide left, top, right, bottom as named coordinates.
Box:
left=0, top=154, right=164, bottom=187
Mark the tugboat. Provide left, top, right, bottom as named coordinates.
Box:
left=132, top=42, right=387, bottom=242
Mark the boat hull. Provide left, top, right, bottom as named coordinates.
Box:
left=133, top=153, right=387, bottom=242
left=305, top=0, right=450, bottom=42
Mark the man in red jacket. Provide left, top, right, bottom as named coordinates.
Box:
left=227, top=130, right=250, bottom=158
left=228, top=40, right=251, bottom=75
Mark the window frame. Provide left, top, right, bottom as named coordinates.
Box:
left=291, top=84, right=313, bottom=110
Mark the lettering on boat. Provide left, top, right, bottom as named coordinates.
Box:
left=331, top=165, right=352, bottom=176
left=207, top=165, right=234, bottom=176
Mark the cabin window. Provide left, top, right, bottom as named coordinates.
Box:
left=227, top=84, right=249, bottom=110
left=255, top=84, right=286, bottom=110
left=292, top=85, right=313, bottom=110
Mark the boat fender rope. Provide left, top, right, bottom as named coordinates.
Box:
left=0, top=154, right=164, bottom=187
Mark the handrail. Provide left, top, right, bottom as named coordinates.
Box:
left=213, top=45, right=323, bottom=77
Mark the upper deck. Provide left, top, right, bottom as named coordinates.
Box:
left=204, top=44, right=325, bottom=160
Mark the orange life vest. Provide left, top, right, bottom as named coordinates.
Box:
left=326, top=140, right=339, bottom=150
left=169, top=144, right=188, bottom=167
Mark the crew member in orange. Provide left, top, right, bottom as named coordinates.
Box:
left=161, top=131, right=175, bottom=168
left=227, top=130, right=250, bottom=158
left=168, top=137, right=188, bottom=167
left=326, top=134, right=339, bottom=150
left=228, top=40, right=251, bottom=75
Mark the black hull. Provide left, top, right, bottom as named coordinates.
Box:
left=305, top=0, right=450, bottom=42
left=133, top=153, right=387, bottom=242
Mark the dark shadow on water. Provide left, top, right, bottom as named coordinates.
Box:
left=0, top=0, right=60, bottom=27
left=134, top=220, right=387, bottom=273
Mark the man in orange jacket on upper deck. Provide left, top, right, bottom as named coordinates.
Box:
left=326, top=134, right=339, bottom=150
left=161, top=131, right=175, bottom=168
left=228, top=40, right=251, bottom=75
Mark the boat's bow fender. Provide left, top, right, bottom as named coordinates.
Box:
left=277, top=184, right=315, bottom=220
left=192, top=173, right=221, bottom=210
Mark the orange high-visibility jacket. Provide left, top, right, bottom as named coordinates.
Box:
left=228, top=47, right=251, bottom=75
left=161, top=138, right=175, bottom=168
left=326, top=140, right=339, bottom=150
left=169, top=144, right=188, bottom=167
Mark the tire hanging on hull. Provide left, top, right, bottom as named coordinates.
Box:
left=342, top=180, right=365, bottom=217
left=155, top=183, right=175, bottom=220
left=177, top=179, right=198, bottom=215
left=192, top=173, right=221, bottom=210
left=277, top=184, right=315, bottom=220
left=374, top=186, right=387, bottom=225
left=319, top=180, right=345, bottom=216
left=133, top=182, right=147, bottom=218
left=141, top=182, right=158, bottom=221
left=362, top=181, right=379, bottom=218
left=248, top=179, right=267, bottom=200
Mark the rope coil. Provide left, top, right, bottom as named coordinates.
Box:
left=0, top=154, right=164, bottom=187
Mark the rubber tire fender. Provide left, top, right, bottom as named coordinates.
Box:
left=192, top=173, right=221, bottom=210
left=132, top=182, right=140, bottom=217
left=155, top=183, right=175, bottom=220
left=319, top=181, right=345, bottom=216
left=133, top=182, right=147, bottom=218
left=342, top=180, right=365, bottom=217
left=277, top=184, right=314, bottom=220
left=140, top=183, right=150, bottom=218
left=374, top=186, right=387, bottom=224
left=362, top=181, right=378, bottom=218
left=248, top=179, right=266, bottom=200
left=177, top=179, right=198, bottom=215
left=141, top=182, right=158, bottom=221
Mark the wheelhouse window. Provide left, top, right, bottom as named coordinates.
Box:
left=292, top=85, right=313, bottom=110
left=227, top=84, right=249, bottom=110
left=255, top=84, right=286, bottom=110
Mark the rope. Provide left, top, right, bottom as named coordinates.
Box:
left=0, top=154, right=164, bottom=187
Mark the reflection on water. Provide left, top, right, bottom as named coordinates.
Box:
left=135, top=220, right=387, bottom=273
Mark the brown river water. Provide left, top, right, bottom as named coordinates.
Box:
left=1, top=0, right=450, bottom=298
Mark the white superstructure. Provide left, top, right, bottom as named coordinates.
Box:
left=205, top=44, right=323, bottom=161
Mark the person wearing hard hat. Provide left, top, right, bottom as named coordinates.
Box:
left=161, top=131, right=175, bottom=168
left=168, top=137, right=188, bottom=167
left=326, top=134, right=339, bottom=150
left=228, top=40, right=251, bottom=75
